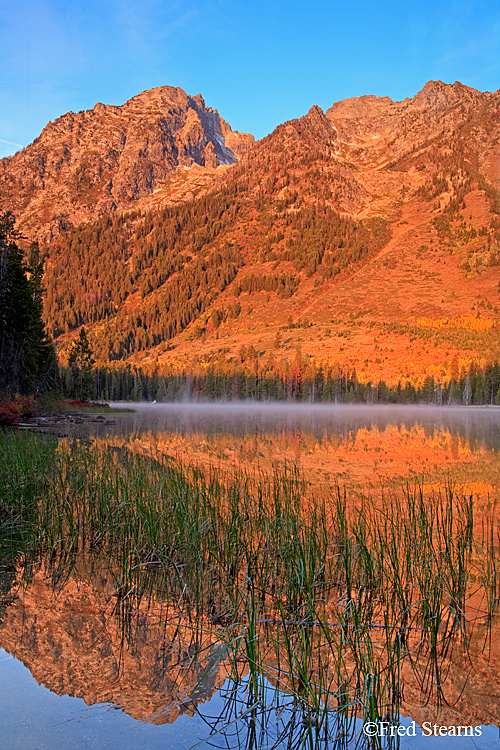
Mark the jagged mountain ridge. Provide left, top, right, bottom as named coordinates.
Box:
left=0, top=85, right=254, bottom=240
left=326, top=80, right=484, bottom=164
left=3, top=80, right=500, bottom=384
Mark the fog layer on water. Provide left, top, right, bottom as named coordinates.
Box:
left=2, top=403, right=500, bottom=748
left=84, top=402, right=500, bottom=494
left=107, top=401, right=500, bottom=448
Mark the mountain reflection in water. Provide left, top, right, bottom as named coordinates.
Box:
left=2, top=404, right=500, bottom=748
left=83, top=403, right=500, bottom=496
left=0, top=553, right=499, bottom=748
left=0, top=559, right=222, bottom=725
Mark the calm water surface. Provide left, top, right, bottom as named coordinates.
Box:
left=101, top=403, right=500, bottom=496
left=2, top=404, right=500, bottom=748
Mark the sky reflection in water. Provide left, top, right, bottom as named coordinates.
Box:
left=2, top=404, right=500, bottom=748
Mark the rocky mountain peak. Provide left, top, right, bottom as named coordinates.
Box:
left=0, top=85, right=254, bottom=240
left=413, top=79, right=477, bottom=110
left=323, top=80, right=493, bottom=170
left=307, top=104, right=325, bottom=118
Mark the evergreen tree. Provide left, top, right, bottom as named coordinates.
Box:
left=0, top=212, right=57, bottom=397
left=68, top=327, right=95, bottom=401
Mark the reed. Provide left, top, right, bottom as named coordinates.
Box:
left=0, top=429, right=498, bottom=746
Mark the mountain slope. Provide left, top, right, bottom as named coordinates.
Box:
left=42, top=102, right=391, bottom=358
left=3, top=81, right=500, bottom=387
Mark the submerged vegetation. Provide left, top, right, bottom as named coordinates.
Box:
left=1, top=430, right=499, bottom=746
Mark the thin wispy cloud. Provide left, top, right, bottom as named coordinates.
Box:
left=0, top=139, right=23, bottom=148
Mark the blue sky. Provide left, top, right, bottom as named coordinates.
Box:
left=1, top=0, right=500, bottom=158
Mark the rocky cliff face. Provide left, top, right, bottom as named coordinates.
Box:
left=325, top=80, right=489, bottom=168
left=0, top=85, right=254, bottom=240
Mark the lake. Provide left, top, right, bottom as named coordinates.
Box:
left=85, top=402, right=500, bottom=497
left=1, top=404, right=499, bottom=749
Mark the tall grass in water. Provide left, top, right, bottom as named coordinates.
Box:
left=0, top=431, right=498, bottom=746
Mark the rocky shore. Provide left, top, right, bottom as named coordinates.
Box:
left=16, top=411, right=117, bottom=436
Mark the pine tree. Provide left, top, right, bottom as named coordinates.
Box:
left=68, top=327, right=95, bottom=401
left=0, top=212, right=57, bottom=397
